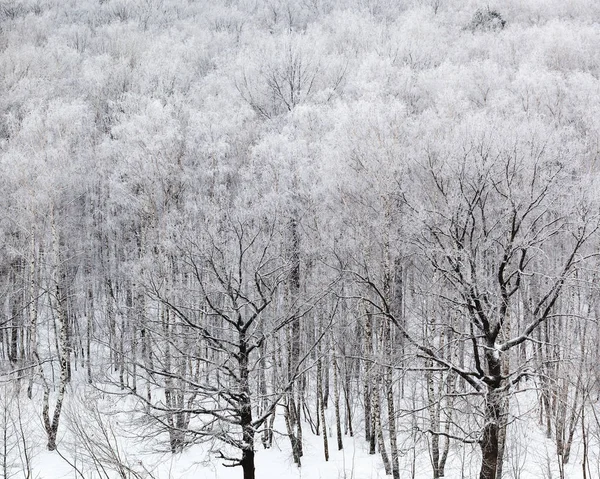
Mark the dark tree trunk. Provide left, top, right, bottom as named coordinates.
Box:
left=480, top=390, right=501, bottom=479
left=364, top=309, right=375, bottom=453
left=241, top=447, right=255, bottom=479
left=479, top=346, right=503, bottom=479
left=239, top=331, right=255, bottom=479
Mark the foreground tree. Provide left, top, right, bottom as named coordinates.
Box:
left=138, top=215, right=326, bottom=479
left=358, top=122, right=598, bottom=479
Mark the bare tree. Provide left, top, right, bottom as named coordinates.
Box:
left=62, top=392, right=156, bottom=479
left=132, top=216, right=329, bottom=479
left=356, top=134, right=598, bottom=479
left=236, top=40, right=345, bottom=119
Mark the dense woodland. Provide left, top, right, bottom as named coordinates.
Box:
left=2, top=0, right=600, bottom=478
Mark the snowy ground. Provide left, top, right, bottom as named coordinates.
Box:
left=32, top=430, right=589, bottom=479
left=20, top=390, right=596, bottom=479
left=2, top=378, right=592, bottom=479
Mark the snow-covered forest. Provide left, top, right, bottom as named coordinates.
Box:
left=2, top=0, right=600, bottom=477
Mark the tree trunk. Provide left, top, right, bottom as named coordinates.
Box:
left=317, top=352, right=329, bottom=461
left=86, top=286, right=93, bottom=384
left=241, top=446, right=255, bottom=479
left=239, top=331, right=255, bottom=479
left=479, top=387, right=502, bottom=479
left=479, top=335, right=505, bottom=479
left=43, top=208, right=70, bottom=451
left=343, top=354, right=354, bottom=437
left=284, top=398, right=302, bottom=466
left=374, top=382, right=391, bottom=475
left=286, top=216, right=303, bottom=463
left=364, top=309, right=374, bottom=453
left=426, top=358, right=441, bottom=479
left=383, top=321, right=399, bottom=479
left=333, top=350, right=343, bottom=450
left=27, top=233, right=39, bottom=400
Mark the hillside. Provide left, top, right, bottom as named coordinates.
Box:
left=1, top=1, right=600, bottom=478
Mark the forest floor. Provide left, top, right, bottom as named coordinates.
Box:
left=25, top=389, right=592, bottom=479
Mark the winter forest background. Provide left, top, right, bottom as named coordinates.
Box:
left=2, top=0, right=600, bottom=478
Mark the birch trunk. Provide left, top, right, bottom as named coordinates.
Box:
left=43, top=208, right=70, bottom=451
